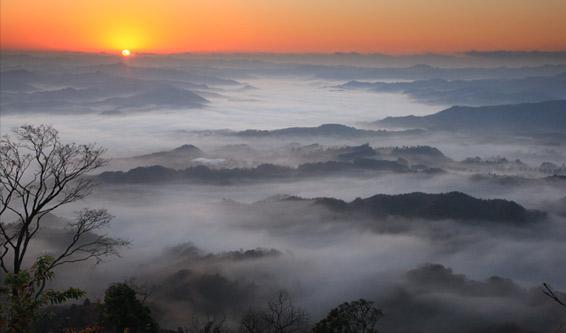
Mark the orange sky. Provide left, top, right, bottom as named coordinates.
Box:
left=1, top=0, right=565, bottom=54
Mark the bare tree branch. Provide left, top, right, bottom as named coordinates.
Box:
left=0, top=124, right=127, bottom=330
left=240, top=291, right=309, bottom=333
left=543, top=283, right=566, bottom=308
left=0, top=125, right=118, bottom=274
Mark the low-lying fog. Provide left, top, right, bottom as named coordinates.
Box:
left=1, top=52, right=565, bottom=331
left=51, top=173, right=566, bottom=329
left=1, top=77, right=440, bottom=157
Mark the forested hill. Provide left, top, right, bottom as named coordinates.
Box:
left=377, top=100, right=566, bottom=131
left=281, top=191, right=545, bottom=224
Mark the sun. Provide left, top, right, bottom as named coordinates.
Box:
left=121, top=49, right=131, bottom=57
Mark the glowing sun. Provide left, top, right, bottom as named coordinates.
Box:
left=121, top=49, right=131, bottom=57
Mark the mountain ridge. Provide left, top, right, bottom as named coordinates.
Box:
left=376, top=100, right=566, bottom=131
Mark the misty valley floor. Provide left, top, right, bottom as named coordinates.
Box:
left=1, top=52, right=566, bottom=332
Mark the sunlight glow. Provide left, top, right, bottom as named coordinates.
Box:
left=1, top=0, right=565, bottom=53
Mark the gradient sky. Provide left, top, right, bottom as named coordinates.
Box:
left=1, top=0, right=565, bottom=54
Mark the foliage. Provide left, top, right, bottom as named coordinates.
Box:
left=313, top=299, right=383, bottom=333
left=0, top=125, right=127, bottom=331
left=31, top=298, right=103, bottom=333
left=103, top=283, right=158, bottom=333
left=0, top=256, right=86, bottom=332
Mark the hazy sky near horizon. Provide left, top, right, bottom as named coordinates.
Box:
left=1, top=0, right=566, bottom=54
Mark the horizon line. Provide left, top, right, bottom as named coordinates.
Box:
left=2, top=48, right=566, bottom=57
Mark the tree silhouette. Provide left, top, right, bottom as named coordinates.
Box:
left=313, top=299, right=383, bottom=333
left=240, top=308, right=266, bottom=333
left=543, top=283, right=566, bottom=309
left=103, top=283, right=158, bottom=333
left=240, top=290, right=309, bottom=333
left=0, top=125, right=127, bottom=331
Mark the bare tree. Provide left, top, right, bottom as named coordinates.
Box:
left=0, top=125, right=127, bottom=331
left=240, top=290, right=309, bottom=333
left=125, top=277, right=155, bottom=305
left=240, top=308, right=266, bottom=333
left=263, top=291, right=309, bottom=333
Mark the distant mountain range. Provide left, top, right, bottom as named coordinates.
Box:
left=0, top=64, right=236, bottom=113
left=470, top=174, right=566, bottom=187
left=82, top=62, right=240, bottom=86
left=232, top=62, right=566, bottom=81
left=376, top=100, right=566, bottom=132
left=337, top=72, right=566, bottom=106
left=97, top=86, right=208, bottom=113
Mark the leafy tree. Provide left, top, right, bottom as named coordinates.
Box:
left=313, top=299, right=383, bottom=333
left=0, top=125, right=127, bottom=331
left=103, top=283, right=158, bottom=333
left=0, top=256, right=85, bottom=331
left=31, top=297, right=103, bottom=332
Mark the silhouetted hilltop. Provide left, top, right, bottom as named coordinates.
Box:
left=98, top=85, right=208, bottom=110
left=237, top=124, right=372, bottom=137
left=332, top=143, right=377, bottom=160
left=375, top=145, right=451, bottom=165
left=277, top=191, right=545, bottom=224
left=235, top=124, right=422, bottom=138
left=377, top=100, right=566, bottom=132
left=108, top=144, right=213, bottom=170
left=133, top=144, right=204, bottom=160
left=165, top=243, right=282, bottom=262
left=98, top=158, right=413, bottom=184
left=351, top=192, right=543, bottom=223
left=1, top=69, right=210, bottom=113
